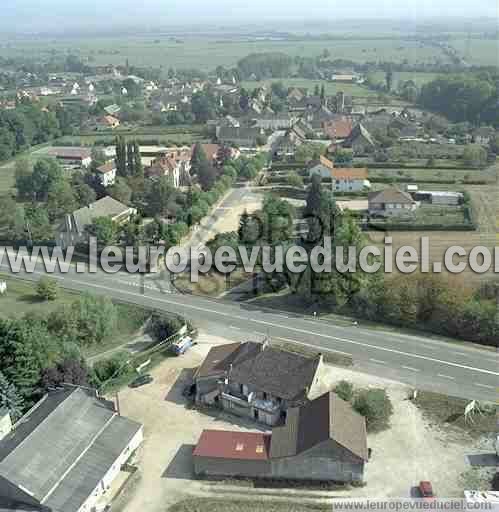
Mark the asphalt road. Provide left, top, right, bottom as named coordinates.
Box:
left=1, top=257, right=497, bottom=403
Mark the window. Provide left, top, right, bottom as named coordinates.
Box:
left=235, top=443, right=244, bottom=451
left=256, top=445, right=264, bottom=454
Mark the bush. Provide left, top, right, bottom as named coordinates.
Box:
left=334, top=380, right=354, bottom=402
left=36, top=277, right=58, bottom=301
left=149, top=313, right=185, bottom=341
left=353, top=388, right=393, bottom=432
left=92, top=352, right=131, bottom=384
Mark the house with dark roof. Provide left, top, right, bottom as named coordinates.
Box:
left=0, top=386, right=143, bottom=512
left=368, top=186, right=418, bottom=217
left=194, top=341, right=325, bottom=426
left=47, top=147, right=92, bottom=168
left=343, top=123, right=377, bottom=155
left=193, top=391, right=368, bottom=483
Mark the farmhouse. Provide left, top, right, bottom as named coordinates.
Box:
left=97, top=115, right=120, bottom=130
left=56, top=196, right=137, bottom=249
left=193, top=391, right=368, bottom=483
left=96, top=161, right=117, bottom=187
left=194, top=341, right=326, bottom=426
left=47, top=147, right=92, bottom=168
left=323, top=117, right=354, bottom=143
left=0, top=386, right=143, bottom=512
left=368, top=187, right=418, bottom=217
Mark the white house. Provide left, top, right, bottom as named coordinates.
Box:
left=368, top=187, right=418, bottom=217
left=96, top=161, right=117, bottom=187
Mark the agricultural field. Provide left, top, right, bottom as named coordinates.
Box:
left=448, top=38, right=499, bottom=67
left=368, top=71, right=443, bottom=88
left=240, top=78, right=378, bottom=98
left=368, top=167, right=491, bottom=185
left=0, top=36, right=451, bottom=71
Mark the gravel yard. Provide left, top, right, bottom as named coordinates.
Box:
left=111, top=333, right=483, bottom=512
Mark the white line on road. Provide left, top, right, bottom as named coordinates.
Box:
left=2, top=265, right=498, bottom=380
left=273, top=336, right=352, bottom=357
left=437, top=374, right=455, bottom=380
left=369, top=358, right=387, bottom=365
left=474, top=383, right=495, bottom=389
left=229, top=325, right=241, bottom=330
left=402, top=366, right=420, bottom=372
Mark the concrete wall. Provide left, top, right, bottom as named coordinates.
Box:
left=194, top=456, right=270, bottom=478
left=0, top=412, right=12, bottom=441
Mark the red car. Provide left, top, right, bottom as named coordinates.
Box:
left=419, top=481, right=435, bottom=500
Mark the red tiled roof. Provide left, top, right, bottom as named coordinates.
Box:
left=193, top=430, right=271, bottom=461
left=191, top=144, right=220, bottom=161
left=96, top=161, right=116, bottom=174
left=333, top=168, right=368, bottom=180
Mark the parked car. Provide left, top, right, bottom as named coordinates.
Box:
left=171, top=336, right=195, bottom=356
left=419, top=481, right=435, bottom=500
left=129, top=374, right=153, bottom=388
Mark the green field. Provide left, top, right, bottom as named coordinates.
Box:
left=240, top=78, right=378, bottom=98
left=0, top=161, right=15, bottom=193
left=449, top=38, right=499, bottom=67
left=0, top=36, right=450, bottom=71
left=368, top=71, right=443, bottom=88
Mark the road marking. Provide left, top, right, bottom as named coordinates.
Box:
left=2, top=265, right=499, bottom=380
left=402, top=366, right=420, bottom=372
left=437, top=374, right=455, bottom=380
left=273, top=336, right=352, bottom=357
left=474, top=383, right=495, bottom=389
left=369, top=358, right=387, bottom=365
left=229, top=325, right=241, bottom=330
left=255, top=332, right=266, bottom=336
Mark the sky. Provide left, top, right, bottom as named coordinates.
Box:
left=2, top=0, right=498, bottom=32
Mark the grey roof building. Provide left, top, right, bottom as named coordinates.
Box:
left=0, top=387, right=143, bottom=512
left=56, top=196, right=137, bottom=249
left=194, top=391, right=368, bottom=483
left=195, top=341, right=326, bottom=426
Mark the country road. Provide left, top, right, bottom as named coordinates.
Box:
left=1, top=258, right=497, bottom=403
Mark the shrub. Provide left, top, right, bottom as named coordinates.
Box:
left=353, top=388, right=393, bottom=432
left=334, top=380, right=354, bottom=402
left=36, top=277, right=58, bottom=301
left=149, top=313, right=185, bottom=341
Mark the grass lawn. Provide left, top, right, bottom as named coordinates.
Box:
left=0, top=274, right=79, bottom=318
left=169, top=499, right=328, bottom=512
left=0, top=273, right=150, bottom=359
left=414, top=391, right=497, bottom=438
left=0, top=162, right=16, bottom=193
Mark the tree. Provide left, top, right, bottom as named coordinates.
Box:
left=334, top=380, right=354, bottom=402
left=287, top=172, right=304, bottom=188
left=25, top=206, right=52, bottom=242
left=32, top=158, right=64, bottom=201
left=46, top=179, right=77, bottom=221
left=295, top=143, right=324, bottom=164
left=197, top=161, right=217, bottom=191
left=109, top=177, right=132, bottom=204
left=144, top=176, right=176, bottom=217
left=70, top=294, right=118, bottom=346
left=115, top=135, right=127, bottom=177
left=463, top=144, right=487, bottom=169
left=14, top=158, right=33, bottom=199
left=133, top=141, right=143, bottom=178
left=0, top=196, right=25, bottom=240
left=41, top=358, right=88, bottom=389
left=320, top=84, right=326, bottom=104
left=353, top=388, right=393, bottom=432
left=385, top=69, right=394, bottom=92
left=72, top=174, right=97, bottom=207
left=86, top=217, right=118, bottom=247
left=0, top=371, right=24, bottom=420
left=36, top=277, right=59, bottom=301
